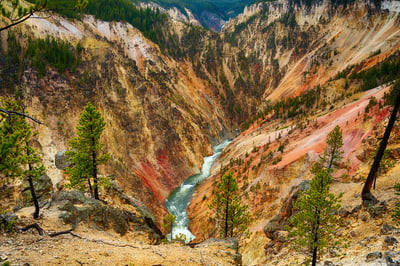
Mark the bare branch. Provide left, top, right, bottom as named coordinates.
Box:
left=19, top=223, right=44, bottom=235
left=0, top=108, right=43, bottom=124
left=0, top=11, right=34, bottom=32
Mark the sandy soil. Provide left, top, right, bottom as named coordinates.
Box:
left=0, top=206, right=238, bottom=266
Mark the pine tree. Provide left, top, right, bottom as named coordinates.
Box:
left=66, top=102, right=110, bottom=200
left=288, top=167, right=342, bottom=266
left=322, top=125, right=344, bottom=169
left=0, top=98, right=45, bottom=219
left=208, top=172, right=250, bottom=238
left=162, top=213, right=176, bottom=241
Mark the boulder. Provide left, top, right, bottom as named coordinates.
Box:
left=57, top=194, right=131, bottom=235
left=52, top=190, right=86, bottom=204
left=272, top=230, right=288, bottom=242
left=55, top=150, right=71, bottom=170
left=367, top=201, right=387, bottom=218
left=384, top=236, right=398, bottom=245
left=384, top=251, right=398, bottom=263
left=54, top=191, right=134, bottom=235
left=381, top=223, right=397, bottom=235
left=263, top=215, right=284, bottom=240
left=280, top=181, right=310, bottom=219
left=366, top=251, right=382, bottom=262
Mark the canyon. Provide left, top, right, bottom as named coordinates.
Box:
left=1, top=0, right=400, bottom=264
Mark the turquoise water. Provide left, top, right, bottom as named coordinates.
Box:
left=164, top=139, right=231, bottom=242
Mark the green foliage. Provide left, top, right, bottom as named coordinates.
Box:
left=392, top=183, right=400, bottom=224
left=81, top=0, right=168, bottom=49
left=384, top=79, right=400, bottom=106
left=322, top=125, right=344, bottom=169
left=287, top=168, right=342, bottom=265
left=241, top=86, right=321, bottom=130
left=24, top=36, right=82, bottom=77
left=0, top=98, right=45, bottom=218
left=0, top=32, right=82, bottom=90
left=2, top=0, right=87, bottom=30
left=0, top=211, right=18, bottom=233
left=365, top=96, right=378, bottom=113
left=174, top=233, right=187, bottom=243
left=162, top=213, right=176, bottom=241
left=208, top=172, right=250, bottom=238
left=66, top=102, right=110, bottom=200
left=0, top=98, right=45, bottom=184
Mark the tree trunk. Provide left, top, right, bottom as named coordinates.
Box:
left=328, top=146, right=336, bottom=169
left=87, top=176, right=93, bottom=198
left=362, top=90, right=400, bottom=205
left=224, top=177, right=231, bottom=238
left=91, top=136, right=99, bottom=200
left=28, top=175, right=40, bottom=219
left=26, top=145, right=39, bottom=219
left=170, top=222, right=173, bottom=241
left=312, top=246, right=317, bottom=266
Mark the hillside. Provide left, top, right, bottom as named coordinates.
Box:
left=187, top=0, right=400, bottom=263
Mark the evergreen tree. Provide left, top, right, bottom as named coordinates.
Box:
left=66, top=102, right=110, bottom=200
left=0, top=98, right=45, bottom=219
left=208, top=172, right=250, bottom=238
left=288, top=167, right=342, bottom=266
left=0, top=0, right=87, bottom=32
left=322, top=125, right=344, bottom=169
left=162, top=213, right=176, bottom=241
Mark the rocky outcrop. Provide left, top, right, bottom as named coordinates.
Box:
left=54, top=150, right=70, bottom=170
left=54, top=191, right=158, bottom=237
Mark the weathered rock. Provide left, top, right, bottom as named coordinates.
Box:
left=384, top=251, right=398, bottom=264
left=0, top=213, right=18, bottom=232
left=280, top=181, right=310, bottom=219
left=263, top=215, right=284, bottom=240
left=56, top=191, right=133, bottom=235
left=118, top=193, right=155, bottom=221
left=55, top=150, right=71, bottom=170
left=338, top=206, right=352, bottom=217
left=381, top=223, right=397, bottom=235
left=272, top=230, right=288, bottom=242
left=367, top=201, right=387, bottom=218
left=366, top=251, right=382, bottom=262
left=52, top=191, right=86, bottom=204
left=384, top=236, right=398, bottom=245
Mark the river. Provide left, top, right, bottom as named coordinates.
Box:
left=164, top=139, right=232, bottom=242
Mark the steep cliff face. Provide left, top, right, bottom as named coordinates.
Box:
left=0, top=13, right=232, bottom=220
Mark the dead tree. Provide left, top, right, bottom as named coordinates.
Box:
left=362, top=89, right=400, bottom=205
